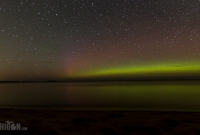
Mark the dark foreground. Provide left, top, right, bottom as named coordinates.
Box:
left=0, top=108, right=200, bottom=135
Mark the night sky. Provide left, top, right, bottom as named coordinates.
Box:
left=1, top=0, right=200, bottom=81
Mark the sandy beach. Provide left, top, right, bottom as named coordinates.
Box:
left=0, top=108, right=200, bottom=135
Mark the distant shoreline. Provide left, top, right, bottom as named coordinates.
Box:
left=1, top=106, right=200, bottom=112
left=0, top=79, right=200, bottom=83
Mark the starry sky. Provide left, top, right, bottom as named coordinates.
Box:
left=0, top=0, right=200, bottom=81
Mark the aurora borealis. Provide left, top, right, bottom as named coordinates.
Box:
left=0, top=0, right=200, bottom=81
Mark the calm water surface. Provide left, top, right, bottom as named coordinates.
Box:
left=0, top=81, right=200, bottom=111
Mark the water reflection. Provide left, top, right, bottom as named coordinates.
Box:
left=0, top=81, right=200, bottom=111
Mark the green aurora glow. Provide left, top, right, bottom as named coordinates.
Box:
left=68, top=61, right=200, bottom=80
left=1, top=1, right=200, bottom=81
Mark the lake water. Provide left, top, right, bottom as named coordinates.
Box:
left=0, top=81, right=200, bottom=112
